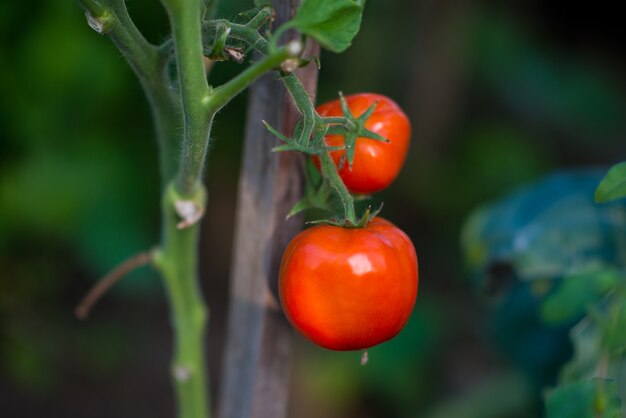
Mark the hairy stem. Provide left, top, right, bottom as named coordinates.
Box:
left=280, top=72, right=358, bottom=224
left=80, top=1, right=210, bottom=417
left=207, top=44, right=299, bottom=113
left=319, top=150, right=357, bottom=224
left=157, top=0, right=214, bottom=415
left=155, top=184, right=210, bottom=418
left=161, top=0, right=212, bottom=197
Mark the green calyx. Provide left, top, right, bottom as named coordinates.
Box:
left=266, top=88, right=387, bottom=228
left=307, top=203, right=383, bottom=229
left=334, top=91, right=389, bottom=169
left=267, top=90, right=387, bottom=158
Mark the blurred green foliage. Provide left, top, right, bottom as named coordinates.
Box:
left=1, top=0, right=626, bottom=417
left=462, top=170, right=626, bottom=416
left=546, top=378, right=622, bottom=418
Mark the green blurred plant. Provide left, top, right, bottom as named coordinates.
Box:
left=461, top=169, right=626, bottom=416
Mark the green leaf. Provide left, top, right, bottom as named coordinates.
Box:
left=540, top=269, right=621, bottom=325
left=603, top=298, right=626, bottom=354
left=596, top=162, right=626, bottom=203
left=546, top=379, right=622, bottom=418
left=559, top=318, right=603, bottom=383
left=460, top=170, right=626, bottom=287
left=289, top=0, right=365, bottom=53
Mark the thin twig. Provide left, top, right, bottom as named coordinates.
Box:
left=75, top=251, right=152, bottom=320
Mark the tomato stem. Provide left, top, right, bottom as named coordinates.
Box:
left=153, top=183, right=211, bottom=418
left=207, top=42, right=301, bottom=114
left=160, top=0, right=213, bottom=197
left=319, top=150, right=358, bottom=225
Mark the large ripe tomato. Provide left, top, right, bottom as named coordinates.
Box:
left=279, top=217, right=418, bottom=351
left=315, top=93, right=411, bottom=194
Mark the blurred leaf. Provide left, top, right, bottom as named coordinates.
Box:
left=596, top=162, right=626, bottom=203
left=488, top=279, right=574, bottom=386
left=289, top=0, right=364, bottom=53
left=551, top=294, right=626, bottom=412
left=540, top=269, right=621, bottom=325
left=462, top=170, right=626, bottom=286
left=462, top=170, right=626, bottom=386
left=560, top=318, right=603, bottom=383
left=602, top=297, right=626, bottom=354
left=545, top=378, right=622, bottom=418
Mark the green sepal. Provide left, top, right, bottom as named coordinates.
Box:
left=306, top=203, right=384, bottom=229
left=334, top=92, right=389, bottom=169
left=208, top=22, right=231, bottom=61
left=271, top=143, right=310, bottom=153
left=356, top=203, right=383, bottom=226
left=286, top=159, right=337, bottom=218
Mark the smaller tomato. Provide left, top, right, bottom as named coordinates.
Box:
left=315, top=93, right=411, bottom=194
left=279, top=218, right=418, bottom=351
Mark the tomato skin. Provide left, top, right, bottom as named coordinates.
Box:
left=314, top=93, right=411, bottom=194
left=279, top=218, right=418, bottom=351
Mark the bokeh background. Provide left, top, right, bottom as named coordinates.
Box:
left=1, top=0, right=626, bottom=417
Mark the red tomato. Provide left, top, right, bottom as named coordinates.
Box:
left=279, top=217, right=418, bottom=350
left=315, top=93, right=411, bottom=194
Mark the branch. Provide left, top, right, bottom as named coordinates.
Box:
left=160, top=0, right=213, bottom=197
left=319, top=150, right=357, bottom=224
left=207, top=41, right=303, bottom=113
left=79, top=0, right=161, bottom=83
left=75, top=251, right=152, bottom=320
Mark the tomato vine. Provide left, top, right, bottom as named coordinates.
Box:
left=74, top=0, right=416, bottom=417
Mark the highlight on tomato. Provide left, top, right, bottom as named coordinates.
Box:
left=278, top=217, right=418, bottom=351
left=315, top=93, right=411, bottom=194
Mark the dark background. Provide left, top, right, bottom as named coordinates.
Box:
left=1, top=0, right=625, bottom=417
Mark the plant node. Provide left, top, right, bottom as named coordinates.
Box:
left=85, top=10, right=112, bottom=34
left=175, top=200, right=205, bottom=229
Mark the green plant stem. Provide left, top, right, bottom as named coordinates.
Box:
left=279, top=72, right=359, bottom=224
left=319, top=150, right=357, bottom=224
left=80, top=3, right=304, bottom=417
left=80, top=0, right=106, bottom=16
left=78, top=0, right=180, bottom=180
left=157, top=3, right=213, bottom=418
left=155, top=184, right=209, bottom=418
left=211, top=19, right=270, bottom=54
left=246, top=7, right=272, bottom=29
left=161, top=0, right=212, bottom=197
left=81, top=2, right=209, bottom=417
left=207, top=45, right=296, bottom=112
